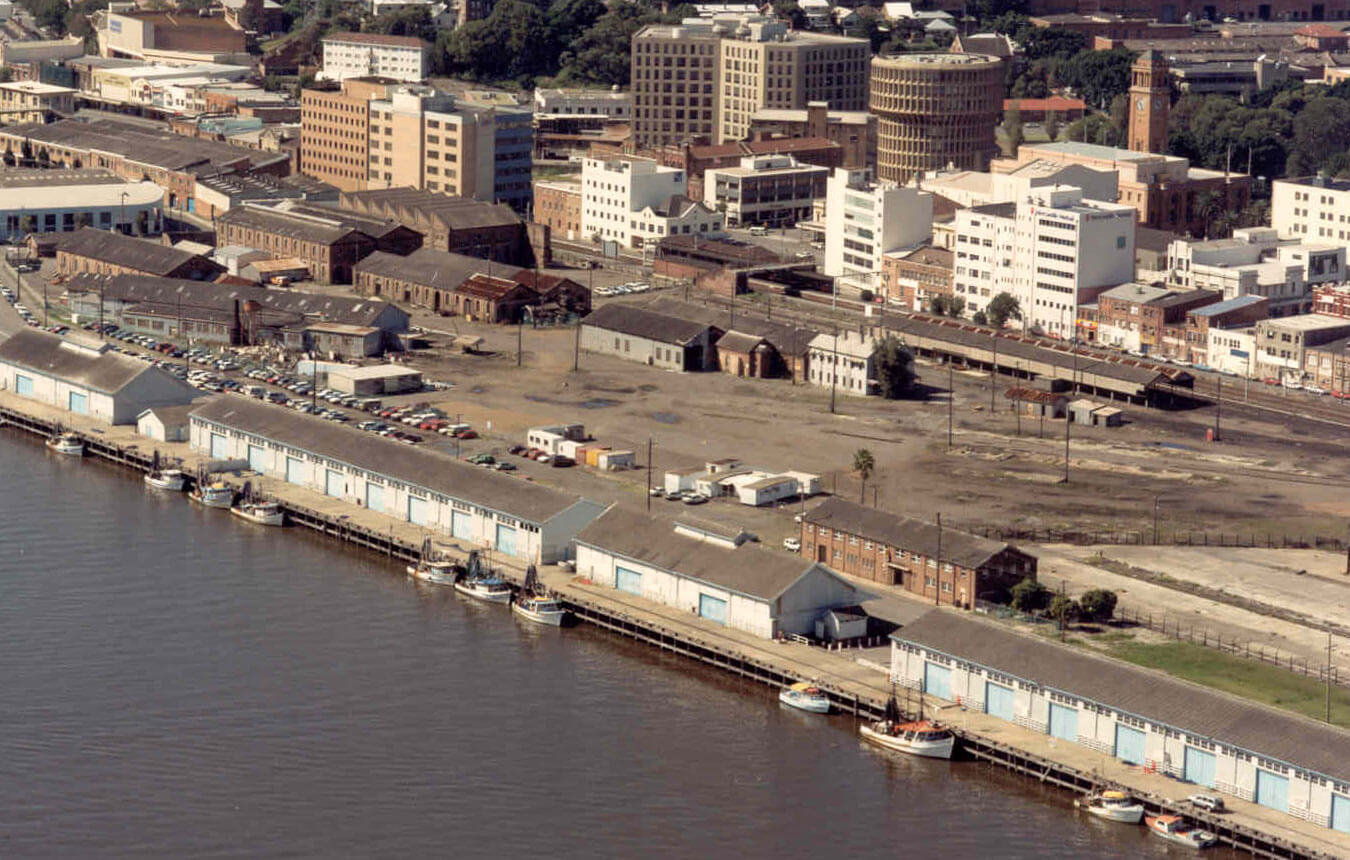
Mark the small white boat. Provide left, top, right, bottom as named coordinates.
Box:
left=46, top=432, right=84, bottom=456
left=1146, top=814, right=1217, bottom=849
left=859, top=719, right=956, bottom=760
left=406, top=560, right=459, bottom=585
left=779, top=681, right=831, bottom=714
left=454, top=575, right=513, bottom=603
left=189, top=481, right=234, bottom=508
left=512, top=594, right=568, bottom=626
left=231, top=500, right=285, bottom=526
left=144, top=468, right=187, bottom=491
left=1076, top=790, right=1145, bottom=824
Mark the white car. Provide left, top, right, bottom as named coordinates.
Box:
left=783, top=537, right=801, bottom=552
left=1305, top=384, right=1328, bottom=395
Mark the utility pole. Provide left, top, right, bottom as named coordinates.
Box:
left=1327, top=632, right=1334, bottom=724
left=1062, top=404, right=1071, bottom=484
left=1153, top=496, right=1161, bottom=546
left=645, top=436, right=654, bottom=512
left=516, top=317, right=523, bottom=368
left=990, top=331, right=997, bottom=412
left=830, top=325, right=839, bottom=415
left=572, top=319, right=580, bottom=372
left=934, top=512, right=942, bottom=607
left=1214, top=375, right=1222, bottom=441
left=1058, top=579, right=1067, bottom=641
left=947, top=360, right=954, bottom=448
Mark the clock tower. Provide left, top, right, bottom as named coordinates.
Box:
left=1127, top=50, right=1169, bottom=154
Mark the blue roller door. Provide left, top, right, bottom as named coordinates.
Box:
left=698, top=593, right=727, bottom=624
left=325, top=468, right=343, bottom=497
left=247, top=444, right=266, bottom=472
left=616, top=566, right=642, bottom=595
left=985, top=682, right=1015, bottom=721
left=285, top=456, right=305, bottom=485
left=1256, top=769, right=1289, bottom=813
left=407, top=496, right=428, bottom=526
left=1332, top=794, right=1350, bottom=834
left=452, top=510, right=473, bottom=541
left=365, top=482, right=384, bottom=513
left=14, top=373, right=33, bottom=396
left=924, top=662, right=952, bottom=701
left=1115, top=724, right=1146, bottom=764
left=209, top=432, right=227, bottom=459
left=1183, top=746, right=1216, bottom=788
left=67, top=391, right=88, bottom=414
left=1049, top=703, right=1078, bottom=742
left=495, top=523, right=518, bottom=557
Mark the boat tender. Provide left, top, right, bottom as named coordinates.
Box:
left=779, top=681, right=831, bottom=714
left=454, top=575, right=513, bottom=603
left=1075, top=790, right=1145, bottom=824
left=144, top=468, right=186, bottom=491
left=1146, top=814, right=1217, bottom=849
left=512, top=594, right=568, bottom=626
left=859, top=718, right=955, bottom=759
left=231, top=500, right=284, bottom=526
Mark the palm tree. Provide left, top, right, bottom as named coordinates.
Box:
left=852, top=448, right=876, bottom=504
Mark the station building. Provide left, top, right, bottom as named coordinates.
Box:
left=573, top=507, right=868, bottom=639
left=891, top=611, right=1350, bottom=834
left=0, top=329, right=197, bottom=424
left=188, top=397, right=604, bottom=564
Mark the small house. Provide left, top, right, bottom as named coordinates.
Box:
left=597, top=449, right=635, bottom=470
left=136, top=403, right=196, bottom=442
left=664, top=467, right=706, bottom=494
left=815, top=606, right=868, bottom=642
left=734, top=474, right=799, bottom=507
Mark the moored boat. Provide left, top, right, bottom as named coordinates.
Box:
left=779, top=681, right=831, bottom=714
left=189, top=481, right=234, bottom=508
left=1075, top=790, right=1145, bottom=824
left=144, top=468, right=187, bottom=491
left=46, top=432, right=84, bottom=456
left=512, top=594, right=568, bottom=626
left=859, top=718, right=956, bottom=759
left=231, top=500, right=285, bottom=526
left=454, top=575, right=513, bottom=603
left=1146, top=814, right=1217, bottom=849
left=406, top=560, right=459, bottom=585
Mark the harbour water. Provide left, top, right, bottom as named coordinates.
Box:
left=0, top=434, right=1232, bottom=858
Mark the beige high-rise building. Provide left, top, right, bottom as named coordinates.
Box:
left=870, top=53, right=1003, bottom=184
left=300, top=77, right=391, bottom=193
left=631, top=15, right=869, bottom=149
left=631, top=21, right=721, bottom=150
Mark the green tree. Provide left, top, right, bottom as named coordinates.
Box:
left=1010, top=577, right=1051, bottom=612
left=926, top=294, right=949, bottom=316
left=19, top=138, right=31, bottom=166
left=947, top=295, right=967, bottom=318
left=871, top=335, right=917, bottom=399
left=1058, top=48, right=1134, bottom=109
left=363, top=5, right=434, bottom=40
left=989, top=10, right=1031, bottom=40
left=2, top=145, right=12, bottom=167
left=972, top=310, right=989, bottom=325
left=986, top=292, right=1022, bottom=329
left=852, top=448, right=875, bottom=503
left=1078, top=588, right=1118, bottom=622
left=1019, top=28, right=1086, bottom=61
left=1049, top=594, right=1080, bottom=625
left=1044, top=111, right=1060, bottom=142
left=773, top=0, right=806, bottom=28
left=1004, top=103, right=1024, bottom=156
left=1288, top=96, right=1350, bottom=177
left=553, top=0, right=659, bottom=86
left=19, top=214, right=34, bottom=234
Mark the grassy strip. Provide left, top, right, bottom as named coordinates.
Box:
left=1105, top=640, right=1350, bottom=729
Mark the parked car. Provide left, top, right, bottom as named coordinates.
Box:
left=508, top=445, right=526, bottom=455
left=648, top=487, right=666, bottom=498
left=550, top=455, right=575, bottom=468
left=493, top=462, right=516, bottom=471
left=1188, top=794, right=1225, bottom=813
left=783, top=537, right=801, bottom=552
left=468, top=454, right=495, bottom=466
left=682, top=493, right=709, bottom=505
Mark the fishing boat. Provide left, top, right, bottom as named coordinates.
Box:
left=189, top=481, right=234, bottom=508
left=1076, top=790, right=1145, bottom=824
left=1146, top=815, right=1217, bottom=849
left=455, top=575, right=513, bottom=603
left=779, top=681, right=831, bottom=714
left=144, top=468, right=187, bottom=491
left=231, top=499, right=285, bottom=526
left=512, top=565, right=568, bottom=625
left=859, top=693, right=956, bottom=759
left=45, top=431, right=84, bottom=456
left=406, top=560, right=459, bottom=585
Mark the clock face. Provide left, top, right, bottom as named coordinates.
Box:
left=1136, top=98, right=1146, bottom=112
left=1154, top=98, right=1164, bottom=109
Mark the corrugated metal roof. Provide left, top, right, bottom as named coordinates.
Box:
left=1188, top=294, right=1269, bottom=317
left=0, top=328, right=173, bottom=395
left=189, top=396, right=587, bottom=524
left=805, top=497, right=1021, bottom=569
left=895, top=610, right=1350, bottom=784
left=582, top=303, right=719, bottom=346
left=576, top=506, right=861, bottom=602
left=354, top=248, right=486, bottom=289
left=57, top=229, right=219, bottom=277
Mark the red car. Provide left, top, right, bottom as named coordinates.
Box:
left=1262, top=377, right=1280, bottom=386
left=454, top=429, right=478, bottom=439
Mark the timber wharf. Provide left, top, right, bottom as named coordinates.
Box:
left=0, top=396, right=1343, bottom=860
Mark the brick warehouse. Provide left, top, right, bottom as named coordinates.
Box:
left=801, top=498, right=1036, bottom=609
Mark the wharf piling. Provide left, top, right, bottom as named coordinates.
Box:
left=0, top=399, right=1339, bottom=860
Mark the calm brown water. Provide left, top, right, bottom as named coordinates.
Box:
left=0, top=432, right=1228, bottom=858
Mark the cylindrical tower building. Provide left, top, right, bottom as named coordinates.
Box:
left=870, top=53, right=1004, bottom=183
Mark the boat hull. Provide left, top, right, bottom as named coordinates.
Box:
left=406, top=565, right=456, bottom=586
left=144, top=473, right=186, bottom=491
left=1146, top=817, right=1217, bottom=849
left=231, top=507, right=284, bottom=526
left=46, top=441, right=84, bottom=456
left=454, top=581, right=513, bottom=603
left=779, top=689, right=831, bottom=713
left=189, top=491, right=234, bottom=509
left=1083, top=804, right=1145, bottom=824
left=859, top=723, right=956, bottom=759
left=512, top=601, right=567, bottom=626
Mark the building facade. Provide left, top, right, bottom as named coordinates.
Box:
left=823, top=167, right=934, bottom=290
left=1127, top=51, right=1169, bottom=154
left=881, top=245, right=953, bottom=310
left=580, top=303, right=721, bottom=371
left=1255, top=314, right=1350, bottom=380
left=747, top=102, right=877, bottom=170
left=0, top=171, right=162, bottom=241
left=702, top=154, right=828, bottom=227
left=807, top=330, right=876, bottom=396
left=581, top=156, right=723, bottom=248
left=870, top=52, right=1003, bottom=184
left=1272, top=175, right=1350, bottom=246
left=533, top=179, right=582, bottom=240
left=802, top=498, right=1035, bottom=607
left=630, top=21, right=721, bottom=149
left=299, top=78, right=386, bottom=192
left=319, top=32, right=428, bottom=83
left=0, top=81, right=75, bottom=123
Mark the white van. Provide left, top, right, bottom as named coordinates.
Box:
left=749, top=225, right=768, bottom=236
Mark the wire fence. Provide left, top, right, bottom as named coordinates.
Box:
left=977, top=526, right=1350, bottom=553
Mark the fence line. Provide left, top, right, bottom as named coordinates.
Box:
left=978, top=526, right=1350, bottom=553
left=1114, top=605, right=1349, bottom=691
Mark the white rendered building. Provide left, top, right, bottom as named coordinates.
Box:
left=319, top=32, right=428, bottom=83
left=581, top=156, right=723, bottom=248
left=823, top=168, right=933, bottom=293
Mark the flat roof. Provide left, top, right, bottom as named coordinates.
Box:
left=894, top=610, right=1350, bottom=785
left=1189, top=294, right=1267, bottom=317
left=190, top=396, right=589, bottom=524
left=0, top=179, right=161, bottom=210
left=329, top=363, right=422, bottom=379
left=805, top=497, right=1018, bottom=569
left=0, top=328, right=171, bottom=395
left=1261, top=313, right=1350, bottom=332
